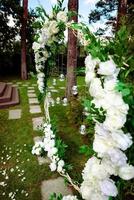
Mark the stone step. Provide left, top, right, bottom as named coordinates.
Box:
left=0, top=87, right=20, bottom=109
left=0, top=84, right=12, bottom=103
left=0, top=82, right=6, bottom=97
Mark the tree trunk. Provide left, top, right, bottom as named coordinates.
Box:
left=21, top=0, right=28, bottom=80
left=117, top=0, right=127, bottom=29
left=66, top=0, right=79, bottom=100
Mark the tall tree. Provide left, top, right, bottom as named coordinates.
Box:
left=66, top=0, right=79, bottom=99
left=117, top=0, right=127, bottom=29
left=21, top=0, right=28, bottom=80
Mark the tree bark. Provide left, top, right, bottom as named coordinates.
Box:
left=21, top=0, right=28, bottom=80
left=66, top=0, right=79, bottom=100
left=117, top=0, right=128, bottom=29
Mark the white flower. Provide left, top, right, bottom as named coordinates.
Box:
left=95, top=123, right=109, bottom=137
left=112, top=131, right=133, bottom=151
left=107, top=148, right=127, bottom=166
left=57, top=11, right=68, bottom=22
left=85, top=71, right=96, bottom=85
left=103, top=113, right=126, bottom=131
left=98, top=58, right=117, bottom=76
left=49, top=162, right=57, bottom=171
left=89, top=78, right=104, bottom=98
left=100, top=179, right=118, bottom=197
left=93, top=135, right=112, bottom=155
left=80, top=183, right=94, bottom=200
left=58, top=160, right=65, bottom=167
left=49, top=20, right=59, bottom=34
left=85, top=54, right=100, bottom=72
left=104, top=78, right=117, bottom=91
left=101, top=157, right=118, bottom=176
left=32, top=42, right=40, bottom=52
left=118, top=164, right=134, bottom=180
left=62, top=195, right=78, bottom=200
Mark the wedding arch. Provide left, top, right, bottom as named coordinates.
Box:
left=32, top=1, right=134, bottom=200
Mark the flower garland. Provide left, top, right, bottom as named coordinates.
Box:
left=32, top=4, right=68, bottom=93
left=32, top=2, right=134, bottom=199
left=80, top=54, right=134, bottom=200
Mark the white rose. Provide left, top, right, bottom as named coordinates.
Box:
left=89, top=78, right=104, bottom=98
left=101, top=157, right=118, bottom=176
left=80, top=183, right=94, bottom=200
left=100, top=179, right=118, bottom=197
left=85, top=71, right=96, bottom=85
left=98, top=58, right=117, bottom=76
left=62, top=195, right=78, bottom=200
left=112, top=131, right=133, bottom=151
left=58, top=160, right=65, bottom=167
left=90, top=192, right=109, bottom=200
left=104, top=78, right=117, bottom=91
left=49, top=20, right=59, bottom=34
left=51, top=147, right=58, bottom=155
left=49, top=162, right=57, bottom=171
left=85, top=54, right=100, bottom=72
left=57, top=11, right=68, bottom=22
left=36, top=65, right=44, bottom=72
left=32, top=42, right=40, bottom=52
left=108, top=148, right=127, bottom=166
left=42, top=50, right=49, bottom=59
left=95, top=123, right=109, bottom=137
left=118, top=164, right=134, bottom=180
left=57, top=165, right=63, bottom=173
left=103, top=114, right=126, bottom=131
left=93, top=134, right=116, bottom=155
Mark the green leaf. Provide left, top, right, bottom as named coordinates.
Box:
left=122, top=88, right=131, bottom=96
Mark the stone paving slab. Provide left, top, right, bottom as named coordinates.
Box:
left=48, top=86, right=54, bottom=89
left=32, top=117, right=44, bottom=131
left=59, top=87, right=65, bottom=89
left=33, top=136, right=42, bottom=143
left=28, top=93, right=37, bottom=98
left=41, top=177, right=73, bottom=200
left=30, top=105, right=41, bottom=114
left=50, top=89, right=58, bottom=93
left=38, top=156, right=51, bottom=165
left=22, top=84, right=29, bottom=87
left=28, top=86, right=35, bottom=89
left=27, top=90, right=35, bottom=93
left=29, top=98, right=39, bottom=104
left=32, top=84, right=37, bottom=86
left=9, top=109, right=22, bottom=120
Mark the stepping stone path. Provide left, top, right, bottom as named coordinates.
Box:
left=29, top=98, right=39, bottom=104
left=28, top=87, right=35, bottom=89
left=28, top=93, right=37, bottom=98
left=32, top=117, right=44, bottom=131
left=9, top=109, right=21, bottom=119
left=59, top=87, right=65, bottom=89
left=33, top=136, right=51, bottom=165
left=28, top=90, right=35, bottom=93
left=41, top=177, right=73, bottom=200
left=50, top=89, right=58, bottom=93
left=29, top=105, right=41, bottom=114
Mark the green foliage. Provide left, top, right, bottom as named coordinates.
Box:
left=79, top=145, right=95, bottom=157
left=116, top=82, right=131, bottom=97
left=83, top=98, right=106, bottom=123
left=49, top=193, right=63, bottom=200
left=55, top=138, right=68, bottom=159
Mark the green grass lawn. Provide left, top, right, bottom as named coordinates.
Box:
left=0, top=76, right=89, bottom=200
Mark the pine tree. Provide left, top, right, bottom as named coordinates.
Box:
left=66, top=0, right=79, bottom=99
